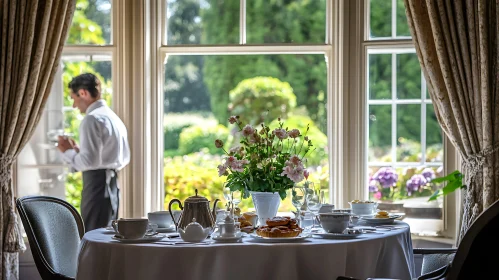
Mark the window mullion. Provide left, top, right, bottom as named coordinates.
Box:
left=421, top=72, right=427, bottom=164
left=391, top=0, right=396, bottom=38
left=391, top=53, right=397, bottom=165
left=240, top=0, right=246, bottom=44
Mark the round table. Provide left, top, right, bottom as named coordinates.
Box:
left=76, top=221, right=416, bottom=280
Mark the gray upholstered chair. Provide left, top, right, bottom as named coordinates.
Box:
left=16, top=196, right=84, bottom=280
left=337, top=198, right=499, bottom=280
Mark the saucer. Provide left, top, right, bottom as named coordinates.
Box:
left=111, top=234, right=166, bottom=243
left=312, top=232, right=363, bottom=239
left=248, top=233, right=310, bottom=243
left=211, top=233, right=243, bottom=242
left=361, top=215, right=402, bottom=225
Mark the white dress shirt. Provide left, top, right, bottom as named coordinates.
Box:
left=62, top=100, right=130, bottom=172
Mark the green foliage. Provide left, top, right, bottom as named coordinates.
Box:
left=179, top=124, right=230, bottom=155
left=67, top=0, right=106, bottom=45
left=229, top=77, right=296, bottom=126
left=65, top=172, right=83, bottom=213
left=428, top=170, right=465, bottom=201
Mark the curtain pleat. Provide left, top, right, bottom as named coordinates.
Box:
left=0, top=0, right=75, bottom=278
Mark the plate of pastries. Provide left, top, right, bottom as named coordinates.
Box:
left=249, top=216, right=308, bottom=242
left=360, top=211, right=402, bottom=225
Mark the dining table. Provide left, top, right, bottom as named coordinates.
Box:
left=76, top=221, right=416, bottom=280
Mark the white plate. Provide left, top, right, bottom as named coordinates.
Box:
left=111, top=234, right=166, bottom=243
left=361, top=215, right=401, bottom=225
left=157, top=226, right=176, bottom=233
left=249, top=234, right=310, bottom=243
left=211, top=233, right=243, bottom=242
left=312, top=232, right=362, bottom=239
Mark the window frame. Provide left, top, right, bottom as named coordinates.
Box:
left=341, top=0, right=460, bottom=239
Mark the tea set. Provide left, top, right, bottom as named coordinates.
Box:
left=109, top=190, right=401, bottom=243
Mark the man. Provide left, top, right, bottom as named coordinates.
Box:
left=58, top=73, right=130, bottom=232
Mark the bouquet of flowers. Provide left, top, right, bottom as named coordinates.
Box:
left=215, top=115, right=314, bottom=200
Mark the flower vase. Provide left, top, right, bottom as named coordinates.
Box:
left=250, top=191, right=281, bottom=226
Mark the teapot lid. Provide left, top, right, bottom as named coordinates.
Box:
left=185, top=189, right=209, bottom=203
left=186, top=218, right=203, bottom=230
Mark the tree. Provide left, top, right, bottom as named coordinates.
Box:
left=202, top=0, right=327, bottom=132
left=164, top=0, right=210, bottom=113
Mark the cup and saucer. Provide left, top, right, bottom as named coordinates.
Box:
left=148, top=210, right=181, bottom=233
left=212, top=215, right=242, bottom=242
left=110, top=218, right=166, bottom=243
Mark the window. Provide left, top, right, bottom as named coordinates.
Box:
left=16, top=0, right=114, bottom=213
left=364, top=0, right=447, bottom=236
left=160, top=0, right=332, bottom=213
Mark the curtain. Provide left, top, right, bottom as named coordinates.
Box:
left=0, top=0, right=75, bottom=278
left=404, top=0, right=499, bottom=242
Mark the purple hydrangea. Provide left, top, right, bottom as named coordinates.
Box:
left=368, top=177, right=379, bottom=193
left=406, top=174, right=428, bottom=196
left=421, top=168, right=436, bottom=182
left=372, top=167, right=399, bottom=188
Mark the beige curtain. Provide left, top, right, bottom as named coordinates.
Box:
left=404, top=0, right=499, bottom=242
left=0, top=0, right=75, bottom=278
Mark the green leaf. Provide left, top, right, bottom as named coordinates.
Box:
left=428, top=190, right=441, bottom=201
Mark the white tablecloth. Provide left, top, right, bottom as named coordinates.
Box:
left=76, top=221, right=415, bottom=280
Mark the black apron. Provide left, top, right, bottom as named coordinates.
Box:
left=81, top=169, right=119, bottom=232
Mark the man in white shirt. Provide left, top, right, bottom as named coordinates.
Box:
left=57, top=73, right=130, bottom=232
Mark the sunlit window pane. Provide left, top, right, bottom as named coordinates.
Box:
left=368, top=105, right=392, bottom=162
left=370, top=0, right=392, bottom=38
left=246, top=0, right=326, bottom=44
left=397, top=104, right=421, bottom=162
left=396, top=53, right=421, bottom=99
left=166, top=0, right=239, bottom=45
left=67, top=0, right=112, bottom=45
left=369, top=54, right=392, bottom=100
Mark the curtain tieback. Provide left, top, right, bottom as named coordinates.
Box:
left=463, top=143, right=499, bottom=186
left=0, top=153, right=25, bottom=252
left=0, top=153, right=14, bottom=190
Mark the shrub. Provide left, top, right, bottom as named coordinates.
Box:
left=229, top=77, right=296, bottom=125
left=178, top=124, right=231, bottom=155
left=65, top=172, right=83, bottom=213
left=164, top=113, right=218, bottom=150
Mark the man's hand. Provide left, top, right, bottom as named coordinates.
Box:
left=57, top=136, right=75, bottom=153
left=68, top=138, right=80, bottom=153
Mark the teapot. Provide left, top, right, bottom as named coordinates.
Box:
left=178, top=218, right=211, bottom=243
left=168, top=189, right=220, bottom=231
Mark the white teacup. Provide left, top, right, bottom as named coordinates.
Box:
left=112, top=218, right=149, bottom=239
left=349, top=201, right=378, bottom=215
left=319, top=204, right=335, bottom=214
left=318, top=213, right=351, bottom=233
left=148, top=210, right=181, bottom=228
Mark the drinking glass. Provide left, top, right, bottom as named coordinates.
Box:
left=223, top=184, right=240, bottom=218
left=291, top=186, right=307, bottom=223
left=306, top=186, right=324, bottom=228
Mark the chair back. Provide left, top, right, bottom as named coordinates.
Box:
left=16, top=196, right=84, bottom=280
left=447, top=199, right=499, bottom=279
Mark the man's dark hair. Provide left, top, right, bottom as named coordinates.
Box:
left=68, top=73, right=101, bottom=98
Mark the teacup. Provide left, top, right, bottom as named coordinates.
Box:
left=318, top=213, right=351, bottom=233
left=319, top=204, right=335, bottom=214
left=349, top=201, right=378, bottom=215
left=112, top=218, right=149, bottom=239
left=148, top=210, right=181, bottom=228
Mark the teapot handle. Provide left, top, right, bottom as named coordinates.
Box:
left=168, top=199, right=183, bottom=231
left=212, top=198, right=221, bottom=222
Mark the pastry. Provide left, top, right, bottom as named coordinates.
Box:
left=375, top=211, right=389, bottom=218
left=242, top=212, right=258, bottom=227
left=255, top=216, right=302, bottom=238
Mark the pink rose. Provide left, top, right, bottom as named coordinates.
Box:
left=288, top=129, right=300, bottom=138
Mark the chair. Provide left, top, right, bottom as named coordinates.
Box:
left=16, top=196, right=85, bottom=280
left=337, top=198, right=499, bottom=280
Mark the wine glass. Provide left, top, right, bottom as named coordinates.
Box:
left=306, top=186, right=324, bottom=229
left=291, top=186, right=307, bottom=224
left=223, top=185, right=234, bottom=217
